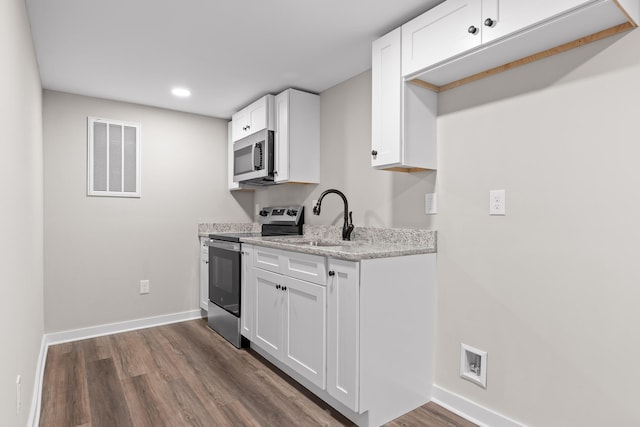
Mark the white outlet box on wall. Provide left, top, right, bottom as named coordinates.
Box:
left=489, top=189, right=506, bottom=215
left=140, top=279, right=150, bottom=294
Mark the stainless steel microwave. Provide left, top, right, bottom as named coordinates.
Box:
left=232, top=129, right=275, bottom=185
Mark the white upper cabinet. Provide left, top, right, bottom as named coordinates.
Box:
left=402, top=0, right=481, bottom=76
left=231, top=95, right=274, bottom=142
left=403, top=0, right=639, bottom=87
left=480, top=0, right=588, bottom=43
left=372, top=28, right=437, bottom=171
left=274, top=89, right=320, bottom=183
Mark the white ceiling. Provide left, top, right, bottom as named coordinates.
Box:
left=26, top=0, right=444, bottom=119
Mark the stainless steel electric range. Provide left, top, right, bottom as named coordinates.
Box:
left=205, top=205, right=304, bottom=347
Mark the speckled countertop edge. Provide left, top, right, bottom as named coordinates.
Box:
left=197, top=222, right=261, bottom=237
left=198, top=223, right=436, bottom=260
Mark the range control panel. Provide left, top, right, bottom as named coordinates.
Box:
left=258, top=205, right=304, bottom=225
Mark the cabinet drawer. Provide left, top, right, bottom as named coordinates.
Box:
left=281, top=250, right=327, bottom=286
left=253, top=246, right=283, bottom=274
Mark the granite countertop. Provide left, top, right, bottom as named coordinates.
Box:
left=198, top=223, right=436, bottom=261
left=197, top=222, right=261, bottom=237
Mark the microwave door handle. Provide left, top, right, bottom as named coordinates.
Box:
left=253, top=142, right=263, bottom=171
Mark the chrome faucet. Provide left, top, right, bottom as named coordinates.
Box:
left=312, top=189, right=354, bottom=241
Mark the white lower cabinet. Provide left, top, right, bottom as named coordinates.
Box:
left=199, top=237, right=209, bottom=311
left=247, top=245, right=436, bottom=427
left=253, top=265, right=327, bottom=389
left=326, top=259, right=360, bottom=412
left=240, top=245, right=254, bottom=339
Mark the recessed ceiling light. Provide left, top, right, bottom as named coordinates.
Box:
left=171, top=87, right=191, bottom=97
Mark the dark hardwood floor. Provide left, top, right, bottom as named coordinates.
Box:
left=39, top=319, right=476, bottom=427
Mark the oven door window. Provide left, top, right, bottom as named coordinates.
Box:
left=208, top=246, right=241, bottom=316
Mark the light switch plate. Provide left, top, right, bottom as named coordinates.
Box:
left=425, top=193, right=437, bottom=215
left=489, top=189, right=506, bottom=215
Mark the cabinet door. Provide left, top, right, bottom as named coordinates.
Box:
left=326, top=259, right=360, bottom=412
left=231, top=95, right=273, bottom=142
left=274, top=90, right=291, bottom=182
left=481, top=0, right=589, bottom=43
left=199, top=238, right=209, bottom=311
left=371, top=28, right=402, bottom=168
left=282, top=276, right=326, bottom=389
left=231, top=109, right=249, bottom=142
left=247, top=97, right=268, bottom=135
left=241, top=245, right=254, bottom=339
left=253, top=269, right=284, bottom=359
left=402, top=0, right=481, bottom=77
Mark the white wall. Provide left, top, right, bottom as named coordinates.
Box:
left=43, top=92, right=254, bottom=333
left=435, top=30, right=640, bottom=426
left=254, top=70, right=437, bottom=229
left=0, top=0, right=44, bottom=425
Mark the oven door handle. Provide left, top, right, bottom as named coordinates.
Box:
left=206, top=240, right=241, bottom=252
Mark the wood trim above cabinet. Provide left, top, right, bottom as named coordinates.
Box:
left=380, top=166, right=430, bottom=173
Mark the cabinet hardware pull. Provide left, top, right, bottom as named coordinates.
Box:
left=371, top=150, right=378, bottom=156
left=467, top=25, right=478, bottom=35
left=276, top=284, right=281, bottom=289
left=205, top=261, right=209, bottom=264
left=283, top=286, right=287, bottom=291
left=484, top=18, right=495, bottom=27
left=328, top=270, right=335, bottom=276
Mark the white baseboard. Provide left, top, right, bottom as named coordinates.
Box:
left=45, top=309, right=204, bottom=345
left=27, top=335, right=48, bottom=427
left=432, top=385, right=526, bottom=427
left=29, top=309, right=204, bottom=426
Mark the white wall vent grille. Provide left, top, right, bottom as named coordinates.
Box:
left=88, top=117, right=141, bottom=197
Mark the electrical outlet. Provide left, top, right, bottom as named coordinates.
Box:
left=460, top=343, right=487, bottom=388
left=489, top=189, right=506, bottom=215
left=254, top=203, right=260, bottom=217
left=16, top=374, right=21, bottom=414
left=140, top=279, right=150, bottom=294
left=425, top=193, right=437, bottom=215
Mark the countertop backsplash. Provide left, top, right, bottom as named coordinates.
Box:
left=303, top=225, right=436, bottom=247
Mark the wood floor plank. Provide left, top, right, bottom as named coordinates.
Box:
left=152, top=324, right=238, bottom=407
left=39, top=345, right=91, bottom=427
left=384, top=402, right=477, bottom=427
left=40, top=319, right=476, bottom=427
left=109, top=330, right=157, bottom=380
left=85, top=358, right=134, bottom=427
left=121, top=374, right=174, bottom=427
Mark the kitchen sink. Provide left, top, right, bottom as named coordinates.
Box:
left=291, top=240, right=345, bottom=247
left=269, top=237, right=354, bottom=247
